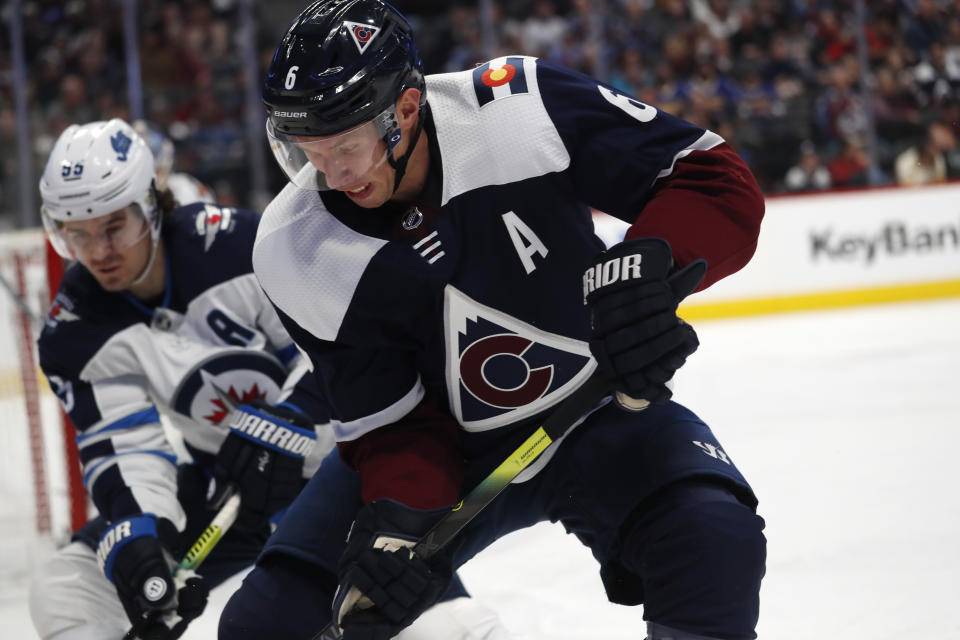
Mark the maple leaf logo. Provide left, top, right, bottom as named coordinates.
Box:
left=204, top=383, right=267, bottom=425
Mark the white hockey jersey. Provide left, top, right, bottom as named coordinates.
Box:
left=38, top=203, right=332, bottom=528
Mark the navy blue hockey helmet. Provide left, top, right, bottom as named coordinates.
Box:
left=263, top=0, right=425, bottom=138
left=263, top=0, right=427, bottom=191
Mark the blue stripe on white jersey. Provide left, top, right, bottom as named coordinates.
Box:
left=75, top=406, right=160, bottom=443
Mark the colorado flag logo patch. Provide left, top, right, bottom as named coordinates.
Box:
left=472, top=57, right=530, bottom=107
left=445, top=286, right=595, bottom=431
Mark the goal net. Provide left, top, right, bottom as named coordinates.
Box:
left=0, top=228, right=87, bottom=594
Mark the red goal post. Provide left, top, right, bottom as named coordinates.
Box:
left=0, top=228, right=86, bottom=545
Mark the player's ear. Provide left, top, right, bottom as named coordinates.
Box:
left=396, top=88, right=422, bottom=127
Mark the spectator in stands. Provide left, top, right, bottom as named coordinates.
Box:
left=894, top=121, right=957, bottom=185
left=828, top=137, right=873, bottom=188
left=521, top=0, right=568, bottom=59
left=913, top=41, right=960, bottom=109
left=10, top=0, right=960, bottom=228
left=691, top=0, right=741, bottom=41
left=784, top=141, right=833, bottom=192
left=904, top=0, right=946, bottom=52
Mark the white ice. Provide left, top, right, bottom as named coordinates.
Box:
left=3, top=297, right=959, bottom=639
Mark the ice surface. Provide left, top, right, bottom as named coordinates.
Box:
left=4, top=298, right=959, bottom=639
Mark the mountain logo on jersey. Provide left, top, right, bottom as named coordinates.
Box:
left=194, top=204, right=235, bottom=251
left=445, top=286, right=595, bottom=431
left=343, top=20, right=380, bottom=54
left=473, top=57, right=529, bottom=107
left=172, top=352, right=286, bottom=425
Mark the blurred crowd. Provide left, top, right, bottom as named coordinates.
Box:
left=418, top=0, right=960, bottom=193
left=2, top=0, right=960, bottom=227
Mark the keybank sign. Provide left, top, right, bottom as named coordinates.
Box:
left=811, top=219, right=960, bottom=265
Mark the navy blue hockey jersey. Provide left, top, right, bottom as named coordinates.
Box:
left=253, top=57, right=763, bottom=507
left=39, top=204, right=332, bottom=525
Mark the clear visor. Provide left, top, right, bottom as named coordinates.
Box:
left=266, top=115, right=400, bottom=191
left=42, top=205, right=151, bottom=261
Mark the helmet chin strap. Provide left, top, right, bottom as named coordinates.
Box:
left=130, top=184, right=164, bottom=288
left=129, top=232, right=161, bottom=287
left=386, top=106, right=426, bottom=195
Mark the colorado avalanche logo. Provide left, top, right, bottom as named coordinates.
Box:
left=445, top=287, right=595, bottom=431
left=343, top=20, right=380, bottom=54
left=172, top=351, right=286, bottom=426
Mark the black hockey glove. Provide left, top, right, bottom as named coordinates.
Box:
left=333, top=499, right=455, bottom=640
left=98, top=516, right=209, bottom=639
left=212, top=399, right=317, bottom=531
left=584, top=237, right=707, bottom=405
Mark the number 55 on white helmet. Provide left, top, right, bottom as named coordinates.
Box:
left=39, top=118, right=161, bottom=264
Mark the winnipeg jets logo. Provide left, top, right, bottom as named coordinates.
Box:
left=194, top=204, right=235, bottom=251
left=45, top=294, right=80, bottom=328
left=171, top=352, right=286, bottom=425
left=203, top=376, right=267, bottom=425
left=344, top=20, right=380, bottom=54
left=445, top=286, right=595, bottom=431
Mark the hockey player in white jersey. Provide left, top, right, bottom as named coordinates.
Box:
left=29, top=118, right=510, bottom=640
left=133, top=120, right=217, bottom=206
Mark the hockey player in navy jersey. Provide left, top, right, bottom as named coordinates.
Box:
left=29, top=118, right=509, bottom=640
left=220, top=1, right=768, bottom=639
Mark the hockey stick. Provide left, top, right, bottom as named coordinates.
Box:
left=122, top=483, right=241, bottom=640
left=312, top=371, right=612, bottom=640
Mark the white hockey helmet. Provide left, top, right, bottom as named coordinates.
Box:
left=40, top=118, right=161, bottom=259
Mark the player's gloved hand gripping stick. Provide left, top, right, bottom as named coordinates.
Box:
left=316, top=238, right=703, bottom=639
left=313, top=371, right=612, bottom=640
left=121, top=484, right=240, bottom=640
left=209, top=384, right=318, bottom=531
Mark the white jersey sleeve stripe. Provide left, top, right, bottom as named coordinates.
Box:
left=330, top=377, right=425, bottom=442
left=653, top=130, right=725, bottom=182
left=82, top=450, right=178, bottom=487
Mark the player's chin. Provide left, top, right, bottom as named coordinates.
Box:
left=94, top=271, right=134, bottom=292
left=342, top=182, right=383, bottom=207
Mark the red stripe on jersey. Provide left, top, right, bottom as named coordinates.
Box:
left=624, top=142, right=765, bottom=291
left=338, top=390, right=463, bottom=509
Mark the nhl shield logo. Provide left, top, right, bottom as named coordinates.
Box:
left=444, top=286, right=595, bottom=431
left=343, top=20, right=381, bottom=54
